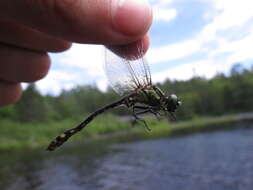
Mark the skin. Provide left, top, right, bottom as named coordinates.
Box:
left=0, top=0, right=153, bottom=106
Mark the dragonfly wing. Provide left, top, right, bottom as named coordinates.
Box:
left=104, top=47, right=152, bottom=95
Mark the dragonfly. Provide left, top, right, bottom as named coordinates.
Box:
left=47, top=45, right=181, bottom=151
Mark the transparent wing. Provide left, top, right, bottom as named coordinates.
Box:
left=104, top=47, right=152, bottom=96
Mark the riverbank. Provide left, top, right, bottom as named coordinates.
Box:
left=0, top=113, right=253, bottom=151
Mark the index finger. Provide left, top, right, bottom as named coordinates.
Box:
left=0, top=0, right=152, bottom=45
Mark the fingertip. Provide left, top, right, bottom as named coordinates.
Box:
left=50, top=41, right=72, bottom=53
left=24, top=53, right=51, bottom=82
left=0, top=82, right=22, bottom=107
left=113, top=0, right=153, bottom=37
left=0, top=44, right=51, bottom=83
left=107, top=34, right=150, bottom=59
left=12, top=83, right=22, bottom=104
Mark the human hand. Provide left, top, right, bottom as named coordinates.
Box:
left=0, top=0, right=152, bottom=106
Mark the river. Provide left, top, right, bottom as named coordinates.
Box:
left=1, top=124, right=253, bottom=190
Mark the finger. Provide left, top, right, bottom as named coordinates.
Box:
left=0, top=82, right=22, bottom=107
left=0, top=0, right=152, bottom=45
left=107, top=34, right=149, bottom=59
left=0, top=20, right=71, bottom=52
left=0, top=44, right=50, bottom=83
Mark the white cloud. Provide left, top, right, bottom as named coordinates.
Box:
left=152, top=60, right=210, bottom=82
left=152, top=59, right=232, bottom=83
left=96, top=78, right=109, bottom=92
left=203, top=0, right=253, bottom=64
left=209, top=27, right=253, bottom=58
left=153, top=7, right=177, bottom=22
left=150, top=0, right=174, bottom=6
left=199, top=0, right=253, bottom=42
left=148, top=0, right=253, bottom=71
left=36, top=44, right=110, bottom=94
left=213, top=0, right=253, bottom=27
left=147, top=39, right=202, bottom=63
left=55, top=44, right=105, bottom=77
left=36, top=70, right=80, bottom=95
left=149, top=0, right=177, bottom=22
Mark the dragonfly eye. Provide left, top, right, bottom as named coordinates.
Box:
left=170, top=94, right=178, bottom=102
left=166, top=94, right=181, bottom=112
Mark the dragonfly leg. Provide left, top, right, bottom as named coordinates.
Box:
left=169, top=112, right=177, bottom=121
left=133, top=105, right=149, bottom=112
left=132, top=109, right=152, bottom=131
left=133, top=105, right=161, bottom=120
left=149, top=109, right=162, bottom=120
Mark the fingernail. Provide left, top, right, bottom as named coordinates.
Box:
left=112, top=0, right=152, bottom=36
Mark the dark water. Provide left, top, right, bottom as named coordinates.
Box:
left=1, top=127, right=253, bottom=190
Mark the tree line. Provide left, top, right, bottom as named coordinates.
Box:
left=1, top=64, right=253, bottom=122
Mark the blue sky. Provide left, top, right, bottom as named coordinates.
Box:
left=34, top=0, right=253, bottom=95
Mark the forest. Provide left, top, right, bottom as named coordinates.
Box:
left=1, top=63, right=253, bottom=123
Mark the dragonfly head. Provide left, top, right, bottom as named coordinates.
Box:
left=165, top=94, right=181, bottom=112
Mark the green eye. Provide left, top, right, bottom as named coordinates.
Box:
left=170, top=94, right=178, bottom=101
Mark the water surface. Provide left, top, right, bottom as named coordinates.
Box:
left=1, top=126, right=253, bottom=190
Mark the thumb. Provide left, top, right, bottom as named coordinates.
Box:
left=0, top=0, right=152, bottom=45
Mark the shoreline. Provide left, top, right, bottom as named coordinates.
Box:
left=0, top=113, right=253, bottom=151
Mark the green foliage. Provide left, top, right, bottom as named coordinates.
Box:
left=15, top=83, right=51, bottom=122
left=0, top=105, right=16, bottom=119
left=1, top=63, right=253, bottom=123
left=0, top=114, right=129, bottom=150
left=161, top=64, right=253, bottom=119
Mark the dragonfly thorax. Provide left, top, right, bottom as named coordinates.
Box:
left=127, top=87, right=181, bottom=115
left=129, top=88, right=161, bottom=107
